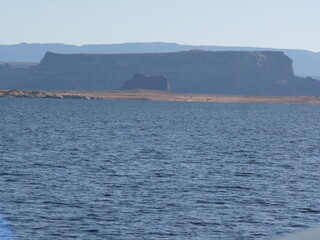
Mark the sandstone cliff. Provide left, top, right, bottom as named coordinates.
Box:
left=1, top=50, right=320, bottom=96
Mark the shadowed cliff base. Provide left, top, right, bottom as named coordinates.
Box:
left=1, top=89, right=320, bottom=105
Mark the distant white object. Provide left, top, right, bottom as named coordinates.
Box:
left=273, top=227, right=320, bottom=240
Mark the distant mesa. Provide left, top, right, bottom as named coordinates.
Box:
left=120, top=73, right=170, bottom=91
left=1, top=50, right=320, bottom=96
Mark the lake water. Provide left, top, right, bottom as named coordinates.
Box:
left=0, top=98, right=320, bottom=240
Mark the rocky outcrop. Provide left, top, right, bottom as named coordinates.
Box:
left=121, top=74, right=170, bottom=91
left=0, top=90, right=97, bottom=99
left=1, top=50, right=320, bottom=96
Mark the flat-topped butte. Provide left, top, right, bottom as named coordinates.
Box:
left=1, top=50, right=320, bottom=96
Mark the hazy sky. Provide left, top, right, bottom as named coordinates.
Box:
left=1, top=0, right=320, bottom=51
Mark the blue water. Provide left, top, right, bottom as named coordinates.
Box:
left=1, top=98, right=320, bottom=240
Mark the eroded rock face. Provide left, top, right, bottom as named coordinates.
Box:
left=121, top=74, right=170, bottom=91
left=1, top=50, right=320, bottom=96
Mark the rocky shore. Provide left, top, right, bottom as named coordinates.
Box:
left=1, top=89, right=320, bottom=105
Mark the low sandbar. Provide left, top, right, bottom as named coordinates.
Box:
left=1, top=89, right=320, bottom=105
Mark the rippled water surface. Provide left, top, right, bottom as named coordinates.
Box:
left=1, top=98, right=320, bottom=240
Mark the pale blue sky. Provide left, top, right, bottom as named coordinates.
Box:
left=1, top=0, right=320, bottom=51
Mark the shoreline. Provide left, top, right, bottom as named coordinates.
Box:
left=1, top=89, right=320, bottom=105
